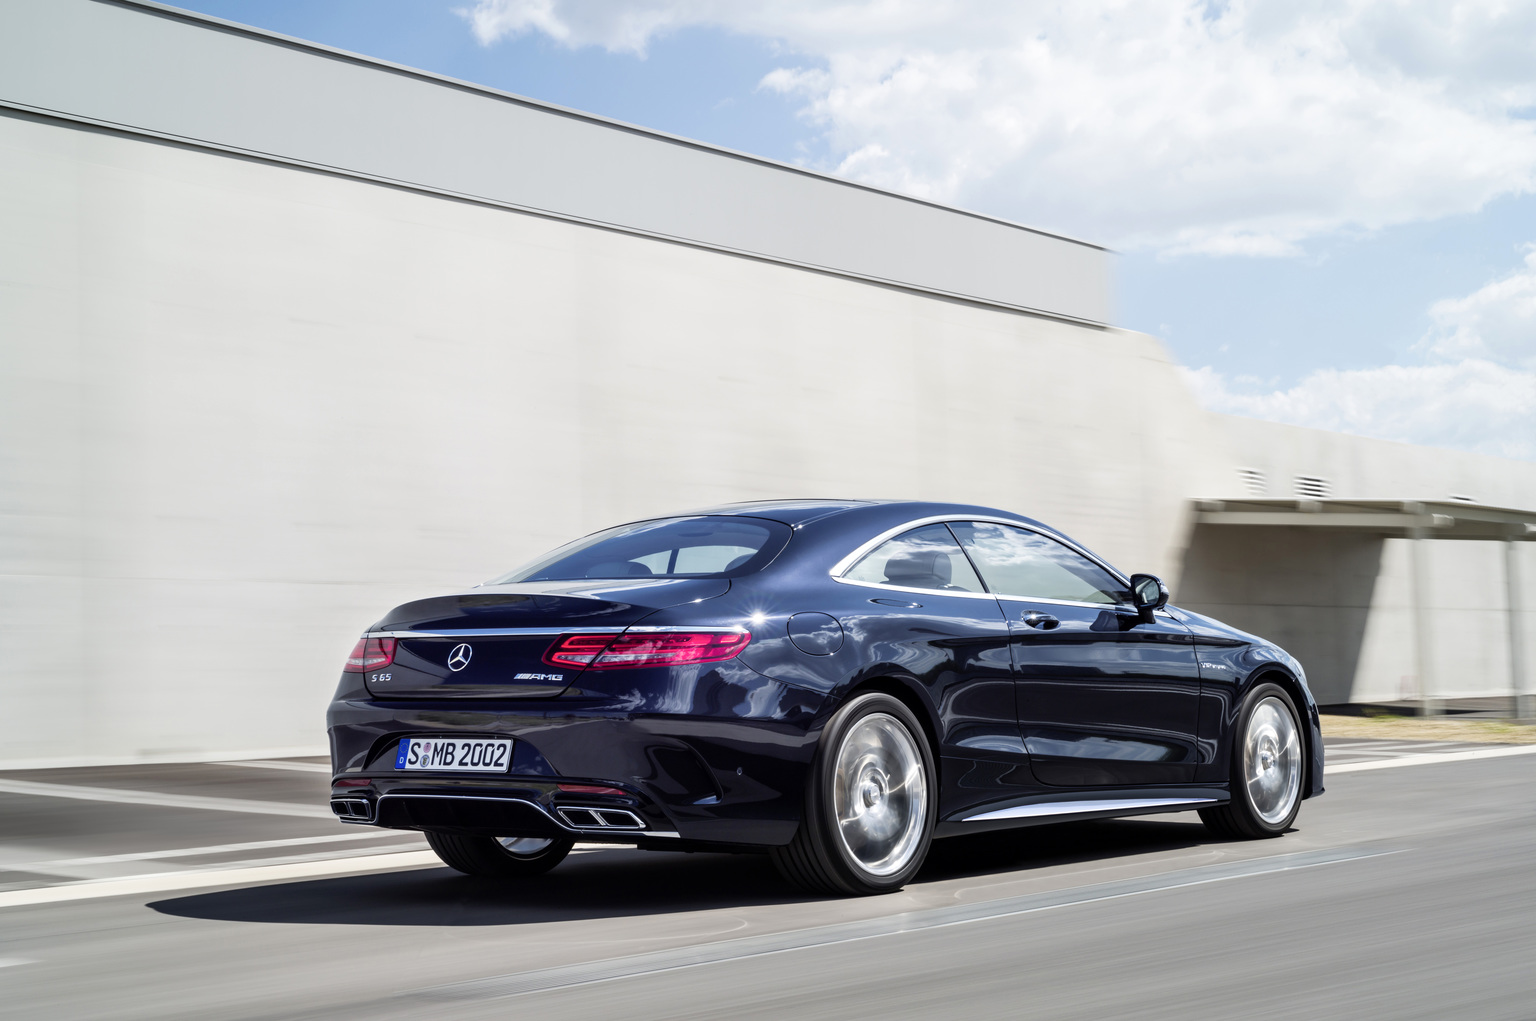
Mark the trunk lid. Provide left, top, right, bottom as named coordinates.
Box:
left=364, top=578, right=728, bottom=699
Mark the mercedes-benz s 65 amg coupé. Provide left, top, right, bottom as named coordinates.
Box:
left=327, top=500, right=1322, bottom=895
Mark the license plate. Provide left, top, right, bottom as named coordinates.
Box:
left=394, top=737, right=512, bottom=772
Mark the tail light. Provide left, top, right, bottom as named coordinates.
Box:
left=343, top=636, right=396, bottom=673
left=543, top=631, right=750, bottom=670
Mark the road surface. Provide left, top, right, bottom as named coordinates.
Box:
left=1, top=737, right=1532, bottom=1020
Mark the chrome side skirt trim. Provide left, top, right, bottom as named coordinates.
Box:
left=961, top=797, right=1217, bottom=823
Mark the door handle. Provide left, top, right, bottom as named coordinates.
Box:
left=1022, top=612, right=1059, bottom=630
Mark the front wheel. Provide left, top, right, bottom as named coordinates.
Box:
left=425, top=832, right=574, bottom=878
left=771, top=692, right=936, bottom=895
left=1200, top=682, right=1305, bottom=839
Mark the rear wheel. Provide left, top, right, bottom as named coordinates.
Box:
left=425, top=832, right=574, bottom=877
left=771, top=692, right=936, bottom=895
left=1200, top=682, right=1304, bottom=839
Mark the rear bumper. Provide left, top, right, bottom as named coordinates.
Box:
left=332, top=780, right=668, bottom=842
left=326, top=697, right=819, bottom=847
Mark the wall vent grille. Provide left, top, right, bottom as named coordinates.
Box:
left=1294, top=475, right=1332, bottom=499
left=1237, top=467, right=1267, bottom=496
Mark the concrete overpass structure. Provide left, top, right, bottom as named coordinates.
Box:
left=1, top=0, right=1533, bottom=766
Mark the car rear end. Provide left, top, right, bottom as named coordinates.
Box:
left=325, top=514, right=826, bottom=850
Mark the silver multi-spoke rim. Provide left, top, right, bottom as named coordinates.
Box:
left=1244, top=697, right=1301, bottom=826
left=497, top=836, right=553, bottom=857
left=832, top=712, right=927, bottom=877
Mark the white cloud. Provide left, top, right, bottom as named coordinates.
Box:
left=1424, top=247, right=1536, bottom=369
left=457, top=0, right=1536, bottom=255
left=1182, top=360, right=1536, bottom=460
left=1184, top=248, right=1536, bottom=459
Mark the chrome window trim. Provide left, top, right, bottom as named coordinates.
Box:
left=367, top=625, right=749, bottom=639
left=831, top=576, right=998, bottom=601
left=991, top=592, right=1182, bottom=618
left=991, top=592, right=1139, bottom=613
left=829, top=514, right=1136, bottom=605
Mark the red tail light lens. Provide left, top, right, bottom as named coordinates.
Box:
left=343, top=637, right=396, bottom=673
left=557, top=783, right=629, bottom=796
left=542, top=633, right=618, bottom=668
left=543, top=631, right=750, bottom=670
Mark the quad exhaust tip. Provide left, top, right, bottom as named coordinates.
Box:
left=330, top=797, right=374, bottom=822
left=556, top=806, right=645, bottom=830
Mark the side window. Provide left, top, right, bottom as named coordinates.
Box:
left=842, top=523, right=985, bottom=594
left=950, top=522, right=1129, bottom=605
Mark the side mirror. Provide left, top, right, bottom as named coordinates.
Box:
left=1129, top=573, right=1169, bottom=623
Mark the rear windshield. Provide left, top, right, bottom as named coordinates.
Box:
left=491, top=516, right=792, bottom=583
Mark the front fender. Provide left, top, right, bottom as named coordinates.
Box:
left=1193, top=642, right=1323, bottom=797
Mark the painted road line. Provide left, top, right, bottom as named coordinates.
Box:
left=0, top=779, right=330, bottom=818
left=1333, top=741, right=1493, bottom=754
left=1329, top=745, right=1536, bottom=773
left=0, top=958, right=33, bottom=969
left=2, top=830, right=419, bottom=873
left=213, top=759, right=331, bottom=774
left=0, top=851, right=441, bottom=910
left=421, top=846, right=1394, bottom=1002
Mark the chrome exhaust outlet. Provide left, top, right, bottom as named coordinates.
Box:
left=555, top=806, right=645, bottom=830
left=330, top=797, right=374, bottom=822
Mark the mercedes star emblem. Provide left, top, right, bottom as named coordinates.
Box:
left=446, top=643, right=473, bottom=672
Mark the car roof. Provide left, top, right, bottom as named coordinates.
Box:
left=677, top=499, right=882, bottom=526
left=680, top=499, right=1054, bottom=534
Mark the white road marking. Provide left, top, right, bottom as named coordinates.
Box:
left=0, top=851, right=442, bottom=910
left=1329, top=745, right=1536, bottom=773
left=419, top=847, right=1396, bottom=1001
left=1325, top=741, right=1492, bottom=759
left=0, top=958, right=33, bottom=968
left=213, top=759, right=331, bottom=774
left=1, top=830, right=417, bottom=873
left=0, top=779, right=330, bottom=818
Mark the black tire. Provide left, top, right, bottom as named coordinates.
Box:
left=1200, top=682, right=1305, bottom=840
left=771, top=692, right=937, bottom=896
left=425, top=831, right=574, bottom=878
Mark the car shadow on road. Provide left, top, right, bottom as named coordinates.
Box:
left=149, top=816, right=1213, bottom=927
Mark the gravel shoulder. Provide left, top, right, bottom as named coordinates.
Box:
left=1321, top=713, right=1536, bottom=744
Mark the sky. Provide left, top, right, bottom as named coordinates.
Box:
left=175, top=0, right=1536, bottom=461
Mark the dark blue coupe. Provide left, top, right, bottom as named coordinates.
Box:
left=327, top=500, right=1323, bottom=894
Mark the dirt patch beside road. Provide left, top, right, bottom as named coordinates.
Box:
left=1321, top=714, right=1536, bottom=744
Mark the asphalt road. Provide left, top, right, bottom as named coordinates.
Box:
left=1, top=739, right=1533, bottom=1020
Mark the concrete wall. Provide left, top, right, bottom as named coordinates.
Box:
left=3, top=4, right=1533, bottom=766
left=0, top=0, right=1109, bottom=325
left=0, top=110, right=1214, bottom=766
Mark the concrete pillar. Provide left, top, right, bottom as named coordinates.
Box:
left=1410, top=528, right=1438, bottom=716
left=1508, top=539, right=1532, bottom=720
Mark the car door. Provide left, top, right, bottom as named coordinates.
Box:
left=949, top=521, right=1202, bottom=787
left=833, top=522, right=1027, bottom=818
